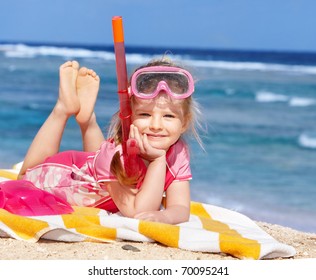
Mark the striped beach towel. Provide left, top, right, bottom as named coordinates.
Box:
left=0, top=168, right=295, bottom=260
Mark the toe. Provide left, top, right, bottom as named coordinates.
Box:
left=72, top=60, right=80, bottom=70
left=78, top=67, right=88, bottom=76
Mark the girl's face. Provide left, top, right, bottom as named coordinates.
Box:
left=131, top=95, right=187, bottom=151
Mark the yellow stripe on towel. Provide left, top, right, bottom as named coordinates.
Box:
left=0, top=209, right=49, bottom=241
left=0, top=169, right=18, bottom=180
left=190, top=202, right=261, bottom=259
left=61, top=207, right=116, bottom=242
left=139, top=220, right=180, bottom=248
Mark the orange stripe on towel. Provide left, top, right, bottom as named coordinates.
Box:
left=190, top=202, right=261, bottom=259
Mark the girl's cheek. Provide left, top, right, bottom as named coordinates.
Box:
left=132, top=119, right=144, bottom=128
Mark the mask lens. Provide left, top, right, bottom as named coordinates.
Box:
left=164, top=72, right=189, bottom=95
left=136, top=73, right=160, bottom=94
left=135, top=72, right=189, bottom=95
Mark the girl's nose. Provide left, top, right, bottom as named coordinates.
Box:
left=150, top=116, right=162, bottom=131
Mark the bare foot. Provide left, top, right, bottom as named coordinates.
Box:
left=75, top=67, right=100, bottom=124
left=57, top=61, right=80, bottom=116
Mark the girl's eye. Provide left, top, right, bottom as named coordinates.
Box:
left=164, top=114, right=175, bottom=118
left=139, top=113, right=151, bottom=117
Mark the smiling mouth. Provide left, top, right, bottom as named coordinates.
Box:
left=146, top=134, right=166, bottom=139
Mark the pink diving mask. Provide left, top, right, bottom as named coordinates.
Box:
left=130, top=66, right=194, bottom=99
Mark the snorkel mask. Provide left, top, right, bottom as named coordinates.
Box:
left=130, top=66, right=195, bottom=99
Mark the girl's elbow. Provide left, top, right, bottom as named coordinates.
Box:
left=167, top=205, right=190, bottom=224
left=179, top=209, right=190, bottom=223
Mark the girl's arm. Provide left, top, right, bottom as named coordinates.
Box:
left=106, top=178, right=191, bottom=224
left=105, top=124, right=190, bottom=224
left=106, top=153, right=167, bottom=217
left=134, top=180, right=191, bottom=224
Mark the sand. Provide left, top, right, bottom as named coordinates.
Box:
left=0, top=221, right=315, bottom=260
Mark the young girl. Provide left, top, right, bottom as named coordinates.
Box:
left=18, top=58, right=201, bottom=224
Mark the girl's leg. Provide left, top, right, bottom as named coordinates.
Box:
left=75, top=67, right=105, bottom=152
left=18, top=61, right=80, bottom=178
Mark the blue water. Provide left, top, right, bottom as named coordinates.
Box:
left=0, top=42, right=315, bottom=233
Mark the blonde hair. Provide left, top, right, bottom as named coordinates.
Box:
left=108, top=58, right=203, bottom=186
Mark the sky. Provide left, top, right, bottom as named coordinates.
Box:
left=1, top=0, right=316, bottom=52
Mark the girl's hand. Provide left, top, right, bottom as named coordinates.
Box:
left=129, top=124, right=166, bottom=162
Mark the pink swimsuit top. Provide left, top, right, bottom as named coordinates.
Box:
left=91, top=139, right=192, bottom=187
left=86, top=139, right=192, bottom=212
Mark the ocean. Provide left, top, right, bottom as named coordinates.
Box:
left=0, top=42, right=315, bottom=233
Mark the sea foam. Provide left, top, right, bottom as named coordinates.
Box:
left=186, top=59, right=316, bottom=75
left=298, top=133, right=316, bottom=149
left=1, top=44, right=115, bottom=60
left=2, top=43, right=316, bottom=75
left=289, top=97, right=316, bottom=107
left=255, top=91, right=316, bottom=107
left=255, top=91, right=288, bottom=103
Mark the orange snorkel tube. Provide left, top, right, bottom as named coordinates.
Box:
left=112, top=16, right=131, bottom=151
left=112, top=16, right=139, bottom=177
